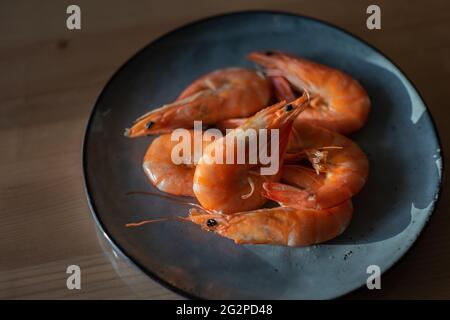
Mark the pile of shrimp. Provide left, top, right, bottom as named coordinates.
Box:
left=125, top=50, right=370, bottom=247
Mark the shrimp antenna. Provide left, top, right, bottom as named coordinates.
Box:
left=124, top=190, right=214, bottom=228
left=125, top=216, right=188, bottom=228
left=125, top=190, right=208, bottom=211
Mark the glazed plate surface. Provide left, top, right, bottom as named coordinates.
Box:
left=83, top=11, right=442, bottom=299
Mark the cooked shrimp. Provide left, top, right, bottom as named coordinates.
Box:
left=248, top=51, right=370, bottom=135
left=130, top=167, right=355, bottom=248
left=142, top=130, right=216, bottom=196
left=265, top=121, right=369, bottom=209
left=193, top=93, right=309, bottom=214
left=186, top=201, right=353, bottom=246
left=215, top=116, right=368, bottom=209
left=132, top=134, right=354, bottom=246
left=125, top=68, right=271, bottom=137
left=186, top=137, right=357, bottom=246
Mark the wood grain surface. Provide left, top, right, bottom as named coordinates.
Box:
left=1, top=0, right=449, bottom=299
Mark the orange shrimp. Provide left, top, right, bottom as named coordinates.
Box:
left=125, top=68, right=271, bottom=137
left=215, top=117, right=368, bottom=209
left=193, top=93, right=309, bottom=214
left=248, top=51, right=370, bottom=135
left=129, top=169, right=356, bottom=248
left=185, top=135, right=356, bottom=246
left=186, top=202, right=352, bottom=246
left=132, top=135, right=354, bottom=246
left=265, top=121, right=369, bottom=210
left=142, top=130, right=215, bottom=196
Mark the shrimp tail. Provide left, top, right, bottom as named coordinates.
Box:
left=262, top=182, right=312, bottom=208
left=270, top=76, right=296, bottom=102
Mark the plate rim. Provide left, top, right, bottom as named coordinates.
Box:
left=81, top=9, right=444, bottom=300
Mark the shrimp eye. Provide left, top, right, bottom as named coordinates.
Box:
left=206, top=219, right=218, bottom=228
left=285, top=104, right=293, bottom=111
left=265, top=51, right=275, bottom=56
left=145, top=121, right=154, bottom=129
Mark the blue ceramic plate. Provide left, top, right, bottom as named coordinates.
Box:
left=83, top=11, right=443, bottom=299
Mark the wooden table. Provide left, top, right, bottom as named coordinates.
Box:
left=1, top=0, right=449, bottom=299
